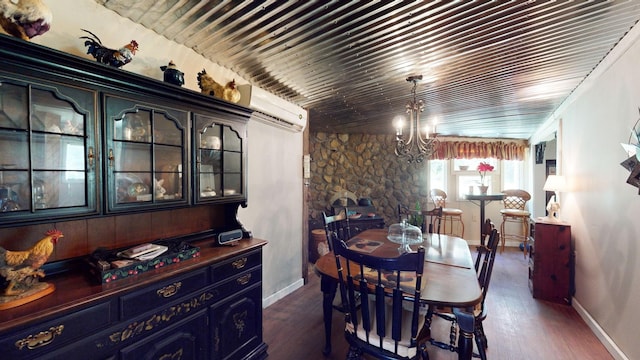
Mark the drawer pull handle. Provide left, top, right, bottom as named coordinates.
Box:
left=232, top=257, right=248, bottom=269
left=157, top=282, right=182, bottom=298
left=15, top=325, right=64, bottom=350
left=237, top=273, right=251, bottom=285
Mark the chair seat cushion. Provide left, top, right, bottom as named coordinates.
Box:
left=442, top=207, right=463, bottom=216
left=346, top=297, right=426, bottom=358
left=500, top=209, right=530, bottom=217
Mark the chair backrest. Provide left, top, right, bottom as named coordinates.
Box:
left=397, top=203, right=425, bottom=233
left=423, top=206, right=443, bottom=234
left=476, top=228, right=499, bottom=310
left=333, top=240, right=426, bottom=358
left=323, top=210, right=351, bottom=251
left=430, top=188, right=448, bottom=208
left=397, top=204, right=411, bottom=223
left=501, top=189, right=531, bottom=210
left=475, top=218, right=495, bottom=272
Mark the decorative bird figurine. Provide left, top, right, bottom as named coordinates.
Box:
left=160, top=60, right=185, bottom=86
left=0, top=229, right=63, bottom=296
left=223, top=79, right=241, bottom=103
left=80, top=29, right=138, bottom=68
left=0, top=0, right=52, bottom=41
left=197, top=69, right=224, bottom=98
left=197, top=69, right=241, bottom=103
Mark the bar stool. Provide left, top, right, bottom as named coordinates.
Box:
left=499, top=189, right=531, bottom=255
left=430, top=188, right=465, bottom=238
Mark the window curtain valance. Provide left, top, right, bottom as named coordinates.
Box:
left=431, top=140, right=527, bottom=160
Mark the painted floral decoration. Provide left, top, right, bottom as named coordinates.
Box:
left=477, top=161, right=495, bottom=185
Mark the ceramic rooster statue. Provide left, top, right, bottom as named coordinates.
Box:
left=0, top=0, right=52, bottom=40
left=0, top=229, right=63, bottom=296
left=80, top=29, right=138, bottom=68
left=197, top=69, right=241, bottom=103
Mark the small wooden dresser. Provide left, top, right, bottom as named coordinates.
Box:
left=528, top=219, right=572, bottom=305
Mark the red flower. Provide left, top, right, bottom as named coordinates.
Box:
left=477, top=161, right=494, bottom=185
left=477, top=162, right=494, bottom=172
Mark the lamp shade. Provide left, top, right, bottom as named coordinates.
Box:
left=543, top=175, right=566, bottom=192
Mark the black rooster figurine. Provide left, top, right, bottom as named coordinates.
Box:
left=160, top=61, right=185, bottom=86
left=80, top=29, right=138, bottom=68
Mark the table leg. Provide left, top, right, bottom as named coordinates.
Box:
left=320, top=274, right=338, bottom=355
left=453, top=307, right=475, bottom=360
left=479, top=200, right=486, bottom=246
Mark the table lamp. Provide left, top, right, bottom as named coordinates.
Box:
left=543, top=175, right=566, bottom=222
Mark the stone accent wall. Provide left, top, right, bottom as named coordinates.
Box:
left=309, top=132, right=430, bottom=227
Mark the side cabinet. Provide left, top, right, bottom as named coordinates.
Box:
left=0, top=240, right=268, bottom=360
left=529, top=220, right=572, bottom=305
left=209, top=250, right=267, bottom=360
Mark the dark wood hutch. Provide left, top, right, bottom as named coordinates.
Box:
left=0, top=35, right=267, bottom=359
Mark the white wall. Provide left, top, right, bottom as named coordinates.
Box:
left=533, top=23, right=640, bottom=360
left=238, top=118, right=304, bottom=306
left=34, top=0, right=305, bottom=306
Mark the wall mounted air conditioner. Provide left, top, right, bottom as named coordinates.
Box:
left=237, top=85, right=308, bottom=132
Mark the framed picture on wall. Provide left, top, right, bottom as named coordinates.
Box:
left=535, top=142, right=546, bottom=164
left=545, top=160, right=557, bottom=214
left=546, top=160, right=556, bottom=176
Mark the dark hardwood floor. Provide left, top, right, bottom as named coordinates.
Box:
left=263, top=247, right=613, bottom=360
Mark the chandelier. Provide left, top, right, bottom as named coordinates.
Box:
left=394, top=75, right=438, bottom=163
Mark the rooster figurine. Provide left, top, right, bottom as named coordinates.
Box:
left=197, top=69, right=241, bottom=103
left=80, top=29, right=138, bottom=68
left=223, top=79, right=241, bottom=103
left=0, top=229, right=63, bottom=296
left=0, top=0, right=52, bottom=41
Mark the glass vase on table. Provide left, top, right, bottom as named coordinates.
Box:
left=387, top=219, right=423, bottom=254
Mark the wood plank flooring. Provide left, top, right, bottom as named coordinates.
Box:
left=263, top=247, right=613, bottom=360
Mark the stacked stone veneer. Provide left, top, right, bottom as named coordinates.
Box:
left=309, top=132, right=430, bottom=227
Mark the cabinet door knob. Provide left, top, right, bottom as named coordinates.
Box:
left=88, top=146, right=95, bottom=168
left=108, top=149, right=115, bottom=166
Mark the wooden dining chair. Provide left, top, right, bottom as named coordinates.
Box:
left=475, top=219, right=495, bottom=272
left=426, top=228, right=499, bottom=360
left=429, top=189, right=464, bottom=238
left=398, top=204, right=443, bottom=234
left=499, top=189, right=531, bottom=255
left=322, top=210, right=352, bottom=252
left=423, top=207, right=443, bottom=235
left=332, top=239, right=430, bottom=359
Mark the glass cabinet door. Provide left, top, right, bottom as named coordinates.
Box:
left=0, top=78, right=97, bottom=223
left=194, top=114, right=245, bottom=202
left=105, top=95, right=188, bottom=212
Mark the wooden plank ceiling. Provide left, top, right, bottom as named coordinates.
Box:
left=97, top=0, right=640, bottom=139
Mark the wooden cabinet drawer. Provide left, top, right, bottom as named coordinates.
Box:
left=0, top=300, right=114, bottom=359
left=215, top=267, right=262, bottom=301
left=119, top=269, right=208, bottom=318
left=210, top=250, right=261, bottom=284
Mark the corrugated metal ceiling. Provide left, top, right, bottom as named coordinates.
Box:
left=97, top=0, right=640, bottom=139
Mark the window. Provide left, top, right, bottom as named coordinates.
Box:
left=429, top=160, right=447, bottom=193
left=502, top=159, right=523, bottom=190
left=429, top=158, right=524, bottom=200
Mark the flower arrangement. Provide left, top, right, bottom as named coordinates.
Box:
left=477, top=161, right=495, bottom=186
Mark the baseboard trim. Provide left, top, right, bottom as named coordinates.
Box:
left=262, top=278, right=304, bottom=308
left=572, top=298, right=629, bottom=360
